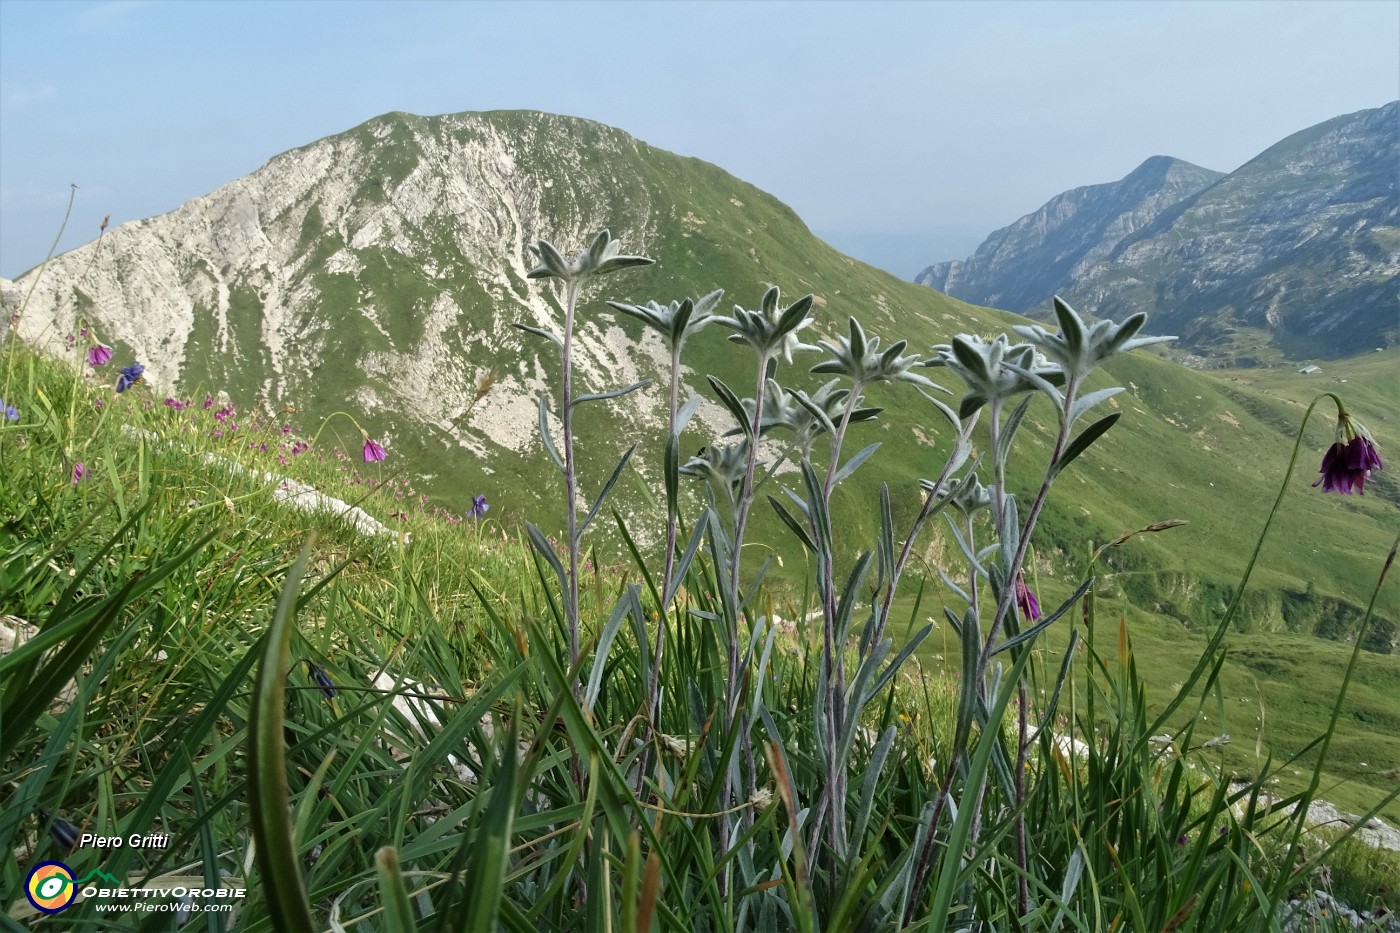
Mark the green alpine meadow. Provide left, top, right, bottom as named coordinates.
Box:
left=2, top=108, right=1397, bottom=931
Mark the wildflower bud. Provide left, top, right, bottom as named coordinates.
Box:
left=37, top=809, right=80, bottom=852
left=748, top=787, right=774, bottom=810
left=1014, top=571, right=1041, bottom=622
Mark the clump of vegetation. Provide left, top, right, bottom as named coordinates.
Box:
left=1, top=225, right=1395, bottom=931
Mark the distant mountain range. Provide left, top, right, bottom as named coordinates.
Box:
left=3, top=109, right=1395, bottom=644
left=918, top=102, right=1400, bottom=364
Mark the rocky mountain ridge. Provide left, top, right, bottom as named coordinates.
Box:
left=918, top=155, right=1224, bottom=311
left=918, top=102, right=1400, bottom=362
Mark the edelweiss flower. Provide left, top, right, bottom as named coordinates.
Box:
left=526, top=229, right=653, bottom=283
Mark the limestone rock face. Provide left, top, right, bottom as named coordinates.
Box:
left=918, top=102, right=1400, bottom=361
left=918, top=155, right=1224, bottom=313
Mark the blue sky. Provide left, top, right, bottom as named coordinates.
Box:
left=1, top=0, right=1396, bottom=279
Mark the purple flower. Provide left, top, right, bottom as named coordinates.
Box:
left=363, top=438, right=387, bottom=462
left=1014, top=572, right=1041, bottom=622
left=115, top=363, right=144, bottom=393
left=72, top=462, right=85, bottom=485
left=87, top=344, right=113, bottom=368
left=469, top=494, right=490, bottom=519
left=1314, top=414, right=1382, bottom=495
left=1177, top=835, right=1188, bottom=846
left=0, top=397, right=17, bottom=422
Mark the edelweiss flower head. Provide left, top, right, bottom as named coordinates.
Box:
left=607, top=289, right=723, bottom=352
left=681, top=439, right=750, bottom=501
left=925, top=471, right=994, bottom=516
left=1012, top=297, right=1174, bottom=382
left=813, top=316, right=943, bottom=390
left=526, top=229, right=653, bottom=283
left=717, top=286, right=818, bottom=365
left=930, top=333, right=1063, bottom=417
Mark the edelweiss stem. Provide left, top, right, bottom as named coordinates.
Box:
left=813, top=381, right=866, bottom=860
left=561, top=278, right=583, bottom=679
left=646, top=345, right=683, bottom=726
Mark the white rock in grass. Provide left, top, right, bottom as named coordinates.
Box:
left=1, top=615, right=78, bottom=713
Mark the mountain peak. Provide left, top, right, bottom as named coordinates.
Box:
left=915, top=154, right=1223, bottom=313
left=917, top=103, right=1398, bottom=360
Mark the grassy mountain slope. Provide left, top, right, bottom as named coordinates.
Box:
left=7, top=109, right=1396, bottom=641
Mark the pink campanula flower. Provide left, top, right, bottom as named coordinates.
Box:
left=363, top=438, right=387, bottom=462
left=87, top=345, right=113, bottom=368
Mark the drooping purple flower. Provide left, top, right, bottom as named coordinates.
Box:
left=87, top=344, right=113, bottom=368
left=362, top=438, right=387, bottom=462
left=115, top=363, right=144, bottom=393
left=1314, top=413, right=1382, bottom=495
left=1014, top=572, right=1041, bottom=622
left=72, top=462, right=85, bottom=485
left=469, top=494, right=490, bottom=519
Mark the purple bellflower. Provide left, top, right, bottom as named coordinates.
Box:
left=469, top=494, right=490, bottom=519
left=362, top=437, right=387, bottom=462
left=87, top=344, right=113, bottom=368
left=1314, top=411, right=1383, bottom=495
left=1014, top=571, right=1041, bottom=622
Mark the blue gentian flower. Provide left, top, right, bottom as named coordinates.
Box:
left=116, top=363, right=144, bottom=393
left=303, top=660, right=337, bottom=700
left=469, top=494, right=490, bottom=519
